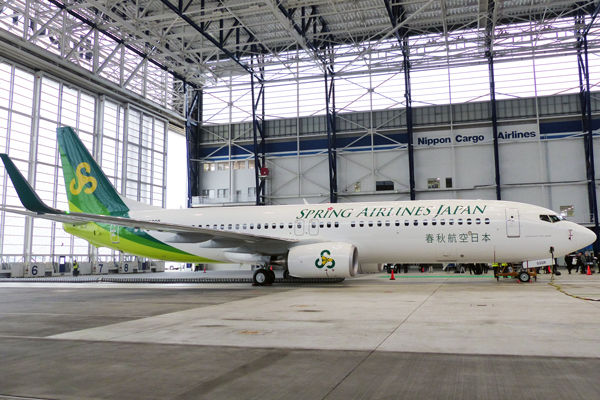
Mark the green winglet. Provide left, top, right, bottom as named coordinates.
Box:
left=0, top=154, right=61, bottom=214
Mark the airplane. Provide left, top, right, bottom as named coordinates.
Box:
left=0, top=126, right=596, bottom=285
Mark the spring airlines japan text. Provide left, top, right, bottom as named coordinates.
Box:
left=296, top=204, right=487, bottom=219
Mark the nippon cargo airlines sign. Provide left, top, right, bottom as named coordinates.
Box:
left=415, top=124, right=538, bottom=147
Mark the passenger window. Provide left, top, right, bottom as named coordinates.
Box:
left=334, top=222, right=339, bottom=228
left=484, top=218, right=490, bottom=224
left=272, top=223, right=276, bottom=229
left=377, top=221, right=382, bottom=227
left=385, top=221, right=391, bottom=227
left=359, top=221, right=364, bottom=227
left=319, top=222, right=324, bottom=228
left=475, top=218, right=481, bottom=225
left=466, top=218, right=472, bottom=225
left=228, top=224, right=232, bottom=230
left=431, top=219, right=437, bottom=226
left=440, top=219, right=445, bottom=226
left=368, top=221, right=373, bottom=227
left=413, top=220, right=418, bottom=226
left=213, top=224, right=217, bottom=229
left=423, top=220, right=428, bottom=226
left=242, top=224, right=247, bottom=229
left=250, top=224, right=254, bottom=229
left=351, top=221, right=356, bottom=228
left=395, top=221, right=400, bottom=226
left=264, top=223, right=269, bottom=229
left=257, top=224, right=261, bottom=229
left=327, top=222, right=331, bottom=228
left=235, top=224, right=240, bottom=229
left=449, top=219, right=454, bottom=225
left=457, top=219, right=463, bottom=225
left=311, top=222, right=317, bottom=228
left=288, top=223, right=293, bottom=229
left=296, top=222, right=302, bottom=229
left=404, top=220, right=409, bottom=226
left=280, top=223, right=284, bottom=229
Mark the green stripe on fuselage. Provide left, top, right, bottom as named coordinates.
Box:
left=63, top=222, right=220, bottom=263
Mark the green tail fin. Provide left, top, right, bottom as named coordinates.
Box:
left=57, top=127, right=129, bottom=217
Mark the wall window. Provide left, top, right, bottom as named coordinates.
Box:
left=428, top=178, right=440, bottom=189
left=376, top=180, right=394, bottom=191
left=560, top=206, right=574, bottom=217
left=0, top=60, right=169, bottom=261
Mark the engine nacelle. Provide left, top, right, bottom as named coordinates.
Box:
left=358, top=263, right=384, bottom=274
left=287, top=242, right=358, bottom=278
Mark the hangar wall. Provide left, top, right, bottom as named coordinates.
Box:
left=0, top=59, right=169, bottom=262
left=196, top=92, right=600, bottom=225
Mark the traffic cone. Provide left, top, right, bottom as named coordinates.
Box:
left=390, top=268, right=395, bottom=280
left=587, top=265, right=592, bottom=275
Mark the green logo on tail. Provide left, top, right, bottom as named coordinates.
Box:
left=69, top=162, right=97, bottom=195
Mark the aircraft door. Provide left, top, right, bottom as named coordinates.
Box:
left=110, top=225, right=120, bottom=243
left=294, top=220, right=304, bottom=236
left=505, top=208, right=520, bottom=237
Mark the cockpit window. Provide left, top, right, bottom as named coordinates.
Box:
left=540, top=214, right=562, bottom=223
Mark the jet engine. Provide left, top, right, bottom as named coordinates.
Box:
left=287, top=242, right=358, bottom=278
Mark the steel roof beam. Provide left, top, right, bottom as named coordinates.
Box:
left=265, top=1, right=330, bottom=71
left=47, top=0, right=197, bottom=88
left=156, top=0, right=256, bottom=78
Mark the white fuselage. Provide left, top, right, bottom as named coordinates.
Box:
left=129, top=199, right=595, bottom=264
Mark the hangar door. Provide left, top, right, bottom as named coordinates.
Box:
left=505, top=208, right=520, bottom=238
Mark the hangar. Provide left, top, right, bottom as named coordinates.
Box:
left=0, top=0, right=600, bottom=275
left=2, top=2, right=600, bottom=399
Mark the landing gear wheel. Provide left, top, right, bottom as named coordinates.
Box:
left=518, top=271, right=531, bottom=283
left=253, top=268, right=271, bottom=286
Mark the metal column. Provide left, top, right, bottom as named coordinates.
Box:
left=402, top=36, right=415, bottom=200
left=251, top=51, right=267, bottom=205
left=185, top=84, right=202, bottom=207
left=485, top=0, right=501, bottom=200
left=384, top=0, right=415, bottom=200
left=577, top=4, right=600, bottom=251
left=324, top=57, right=337, bottom=204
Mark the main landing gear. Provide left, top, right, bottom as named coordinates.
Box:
left=253, top=268, right=276, bottom=286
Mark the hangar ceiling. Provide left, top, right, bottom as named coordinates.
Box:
left=9, top=0, right=599, bottom=90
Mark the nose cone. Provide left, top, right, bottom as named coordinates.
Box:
left=575, top=225, right=597, bottom=249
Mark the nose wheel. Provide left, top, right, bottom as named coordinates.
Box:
left=253, top=268, right=276, bottom=286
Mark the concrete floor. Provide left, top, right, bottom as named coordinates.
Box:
left=0, top=272, right=599, bottom=399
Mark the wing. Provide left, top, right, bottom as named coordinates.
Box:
left=0, top=154, right=297, bottom=256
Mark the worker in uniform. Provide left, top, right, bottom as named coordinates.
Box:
left=492, top=262, right=499, bottom=279
left=72, top=259, right=79, bottom=277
